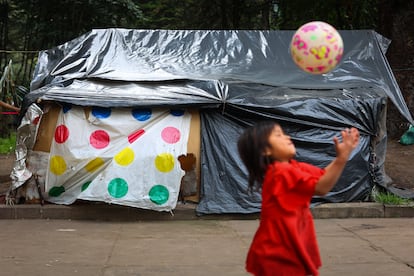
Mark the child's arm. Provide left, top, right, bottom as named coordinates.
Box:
left=314, top=128, right=360, bottom=196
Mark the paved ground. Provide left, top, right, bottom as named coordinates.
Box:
left=1, top=142, right=414, bottom=275
left=0, top=218, right=413, bottom=276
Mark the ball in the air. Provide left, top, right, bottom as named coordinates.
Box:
left=290, top=21, right=343, bottom=74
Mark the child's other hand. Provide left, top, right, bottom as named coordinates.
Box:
left=333, top=127, right=360, bottom=162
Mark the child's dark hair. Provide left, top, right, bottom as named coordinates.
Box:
left=237, top=121, right=278, bottom=191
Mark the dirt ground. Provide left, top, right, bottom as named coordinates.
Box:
left=384, top=139, right=414, bottom=191
left=0, top=154, right=14, bottom=197
left=1, top=140, right=414, bottom=201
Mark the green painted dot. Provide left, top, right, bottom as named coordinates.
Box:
left=107, top=178, right=128, bottom=198
left=48, top=186, right=65, bottom=197
left=81, top=181, right=91, bottom=192
left=149, top=185, right=169, bottom=205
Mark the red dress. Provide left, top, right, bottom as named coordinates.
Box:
left=246, top=160, right=325, bottom=276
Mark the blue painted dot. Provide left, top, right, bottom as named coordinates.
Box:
left=92, top=107, right=111, bottom=119
left=170, top=109, right=185, bottom=116
left=132, top=108, right=152, bottom=121
left=62, top=103, right=72, bottom=113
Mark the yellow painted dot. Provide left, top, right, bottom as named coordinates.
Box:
left=154, top=153, right=175, bottom=173
left=50, top=155, right=67, bottom=175
left=114, top=147, right=134, bottom=166
left=85, top=157, right=105, bottom=173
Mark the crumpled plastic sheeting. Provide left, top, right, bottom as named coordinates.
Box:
left=196, top=87, right=387, bottom=214
left=43, top=106, right=191, bottom=212
left=9, top=104, right=43, bottom=191
left=32, top=79, right=223, bottom=109
left=27, top=29, right=413, bottom=125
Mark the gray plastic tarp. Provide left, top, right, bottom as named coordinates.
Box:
left=27, top=29, right=412, bottom=125
left=197, top=85, right=387, bottom=214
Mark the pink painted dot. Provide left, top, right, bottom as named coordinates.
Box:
left=54, top=125, right=69, bottom=144
left=90, top=130, right=110, bottom=149
left=161, top=127, right=180, bottom=144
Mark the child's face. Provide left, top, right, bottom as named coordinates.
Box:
left=264, top=125, right=296, bottom=162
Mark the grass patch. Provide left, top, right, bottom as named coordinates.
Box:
left=0, top=132, right=16, bottom=154
left=373, top=191, right=412, bottom=205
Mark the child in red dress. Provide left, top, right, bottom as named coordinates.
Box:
left=237, top=121, right=360, bottom=276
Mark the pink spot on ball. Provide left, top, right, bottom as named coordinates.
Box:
left=161, top=127, right=180, bottom=144
left=302, top=24, right=318, bottom=32
left=90, top=130, right=110, bottom=149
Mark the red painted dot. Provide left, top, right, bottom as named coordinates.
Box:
left=32, top=116, right=40, bottom=125
left=90, top=130, right=110, bottom=149
left=128, top=129, right=145, bottom=144
left=54, top=125, right=69, bottom=144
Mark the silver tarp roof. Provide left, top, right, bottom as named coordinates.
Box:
left=27, top=28, right=412, bottom=125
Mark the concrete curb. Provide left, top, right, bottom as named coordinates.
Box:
left=1, top=202, right=414, bottom=220
left=311, top=202, right=385, bottom=218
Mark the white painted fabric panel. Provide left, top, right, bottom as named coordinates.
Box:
left=45, top=105, right=191, bottom=212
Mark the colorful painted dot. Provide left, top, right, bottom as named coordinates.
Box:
left=81, top=181, right=91, bottom=192
left=170, top=109, right=185, bottom=116
left=92, top=107, right=111, bottom=119
left=32, top=116, right=40, bottom=125
left=161, top=127, right=181, bottom=144
left=128, top=129, right=145, bottom=144
left=90, top=130, right=110, bottom=149
left=85, top=157, right=105, bottom=173
left=114, top=147, right=135, bottom=166
left=62, top=103, right=72, bottom=113
left=132, top=108, right=152, bottom=121
left=50, top=155, right=67, bottom=175
left=54, top=124, right=69, bottom=144
left=154, top=153, right=175, bottom=173
left=108, top=178, right=128, bottom=198
left=149, top=185, right=169, bottom=205
left=48, top=186, right=65, bottom=197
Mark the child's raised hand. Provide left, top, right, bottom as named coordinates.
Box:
left=333, top=127, right=360, bottom=162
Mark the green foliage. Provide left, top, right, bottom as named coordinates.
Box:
left=9, top=0, right=144, bottom=49
left=1, top=0, right=144, bottom=86
left=0, top=132, right=16, bottom=154
left=0, top=59, right=27, bottom=107
left=0, top=60, right=27, bottom=138
left=276, top=0, right=378, bottom=29
left=373, top=191, right=412, bottom=205
left=138, top=0, right=273, bottom=30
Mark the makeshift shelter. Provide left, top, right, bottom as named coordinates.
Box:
left=9, top=29, right=413, bottom=214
